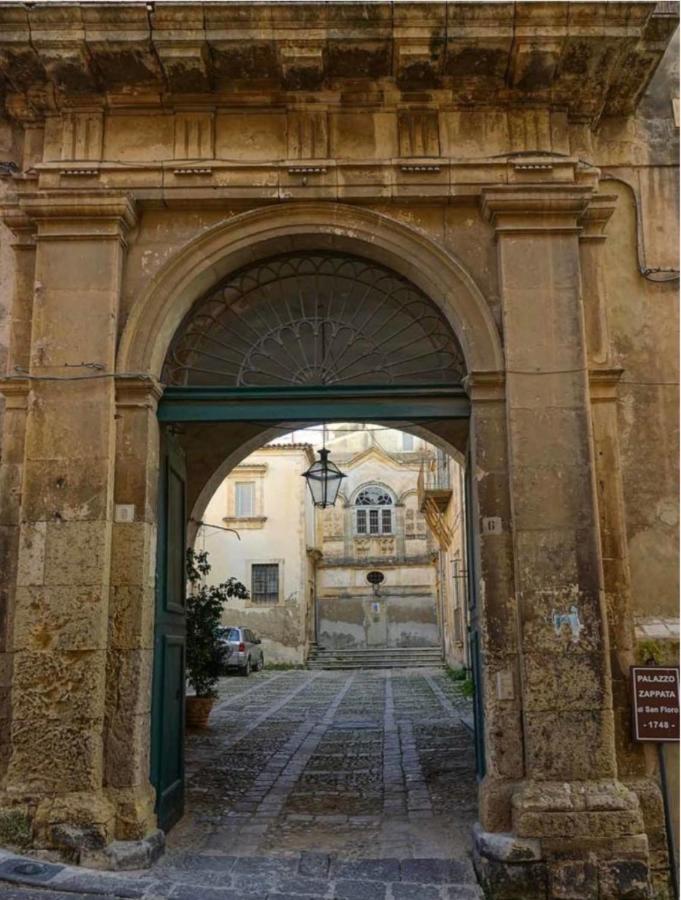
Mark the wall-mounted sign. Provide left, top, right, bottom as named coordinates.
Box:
left=366, top=571, right=385, bottom=585
left=631, top=666, right=680, bottom=742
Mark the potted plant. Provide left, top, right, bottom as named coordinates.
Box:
left=185, top=548, right=249, bottom=729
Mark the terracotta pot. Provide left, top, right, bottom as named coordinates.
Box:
left=186, top=695, right=215, bottom=729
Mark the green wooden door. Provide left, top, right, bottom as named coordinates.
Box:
left=150, top=429, right=187, bottom=832
left=465, top=450, right=486, bottom=779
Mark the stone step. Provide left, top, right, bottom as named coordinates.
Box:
left=307, top=646, right=444, bottom=669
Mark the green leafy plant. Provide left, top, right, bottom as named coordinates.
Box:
left=446, top=665, right=467, bottom=682
left=186, top=548, right=249, bottom=698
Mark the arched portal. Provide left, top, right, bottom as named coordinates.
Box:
left=140, top=222, right=493, bottom=833
left=110, top=204, right=506, bottom=846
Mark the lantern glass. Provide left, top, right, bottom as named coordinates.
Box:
left=302, top=448, right=346, bottom=508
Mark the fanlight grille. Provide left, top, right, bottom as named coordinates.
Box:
left=162, top=252, right=466, bottom=387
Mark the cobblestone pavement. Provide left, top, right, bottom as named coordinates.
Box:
left=0, top=668, right=482, bottom=899
left=150, top=667, right=482, bottom=896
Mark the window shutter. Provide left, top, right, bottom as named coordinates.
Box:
left=235, top=481, right=255, bottom=517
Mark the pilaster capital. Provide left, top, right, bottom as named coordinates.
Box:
left=16, top=190, right=137, bottom=244
left=0, top=202, right=37, bottom=248
left=115, top=375, right=164, bottom=412
left=480, top=184, right=594, bottom=236
left=589, top=367, right=624, bottom=402
left=579, top=193, right=618, bottom=243
left=0, top=376, right=31, bottom=409
left=463, top=370, right=506, bottom=402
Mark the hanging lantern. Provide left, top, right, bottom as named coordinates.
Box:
left=302, top=448, right=346, bottom=508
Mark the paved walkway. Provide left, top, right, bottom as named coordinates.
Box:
left=0, top=668, right=482, bottom=899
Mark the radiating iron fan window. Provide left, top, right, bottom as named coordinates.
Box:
left=251, top=564, right=279, bottom=604
left=162, top=252, right=466, bottom=387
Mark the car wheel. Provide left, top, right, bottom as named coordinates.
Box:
left=241, top=657, right=251, bottom=677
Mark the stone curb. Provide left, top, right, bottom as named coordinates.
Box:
left=0, top=849, right=484, bottom=898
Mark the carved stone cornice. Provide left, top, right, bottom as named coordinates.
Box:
left=480, top=184, right=595, bottom=236
left=0, top=3, right=676, bottom=124
left=16, top=191, right=137, bottom=243
left=589, top=368, right=624, bottom=402
left=115, top=376, right=164, bottom=411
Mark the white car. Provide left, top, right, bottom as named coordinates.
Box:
left=217, top=626, right=264, bottom=677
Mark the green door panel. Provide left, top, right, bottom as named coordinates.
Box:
left=150, top=430, right=187, bottom=832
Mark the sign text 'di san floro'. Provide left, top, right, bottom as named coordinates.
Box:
left=631, top=666, right=680, bottom=742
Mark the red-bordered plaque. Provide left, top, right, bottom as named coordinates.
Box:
left=631, top=666, right=680, bottom=742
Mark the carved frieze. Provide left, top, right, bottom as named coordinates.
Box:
left=174, top=112, right=214, bottom=161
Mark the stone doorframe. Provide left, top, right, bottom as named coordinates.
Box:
left=0, top=192, right=663, bottom=896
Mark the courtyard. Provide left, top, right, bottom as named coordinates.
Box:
left=0, top=668, right=481, bottom=898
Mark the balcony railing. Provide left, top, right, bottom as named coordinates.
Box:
left=417, top=454, right=454, bottom=550
left=417, top=456, right=452, bottom=513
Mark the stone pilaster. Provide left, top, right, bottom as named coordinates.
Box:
left=0, top=379, right=30, bottom=785
left=0, top=206, right=36, bottom=787
left=474, top=185, right=651, bottom=900
left=105, top=377, right=163, bottom=840
left=1, top=192, right=136, bottom=850
left=465, top=371, right=524, bottom=834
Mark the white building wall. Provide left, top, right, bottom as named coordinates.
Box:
left=197, top=445, right=316, bottom=664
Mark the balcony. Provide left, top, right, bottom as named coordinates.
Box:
left=417, top=457, right=453, bottom=514
left=418, top=455, right=454, bottom=550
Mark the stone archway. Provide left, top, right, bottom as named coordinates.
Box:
left=109, top=210, right=504, bottom=845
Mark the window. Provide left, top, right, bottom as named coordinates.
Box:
left=355, top=485, right=393, bottom=535
left=402, top=432, right=415, bottom=451
left=251, top=563, right=279, bottom=604
left=235, top=481, right=255, bottom=517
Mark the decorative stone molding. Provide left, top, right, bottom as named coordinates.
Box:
left=16, top=191, right=137, bottom=243
left=589, top=368, right=624, bottom=402
left=0, top=377, right=31, bottom=409
left=480, top=184, right=595, bottom=235
left=0, top=3, right=675, bottom=123
left=0, top=205, right=36, bottom=248
left=173, top=112, right=214, bottom=161
left=579, top=193, right=619, bottom=243
left=115, top=377, right=164, bottom=412
left=61, top=111, right=103, bottom=162
left=59, top=168, right=100, bottom=178
left=398, top=110, right=440, bottom=158
left=287, top=109, right=328, bottom=160
left=463, top=371, right=506, bottom=403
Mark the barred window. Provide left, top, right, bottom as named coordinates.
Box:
left=251, top=563, right=279, bottom=604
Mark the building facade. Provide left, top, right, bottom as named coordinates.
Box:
left=0, top=3, right=678, bottom=898
left=197, top=428, right=464, bottom=664
left=315, top=428, right=445, bottom=654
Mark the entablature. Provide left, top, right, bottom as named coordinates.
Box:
left=1, top=154, right=604, bottom=209
left=0, top=2, right=677, bottom=127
